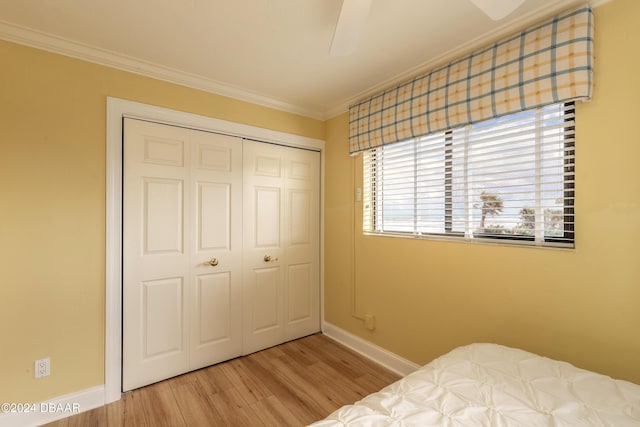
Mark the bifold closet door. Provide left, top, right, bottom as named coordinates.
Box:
left=122, top=119, right=243, bottom=391
left=242, top=140, right=320, bottom=354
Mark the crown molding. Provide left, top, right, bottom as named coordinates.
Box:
left=0, top=19, right=326, bottom=121
left=1, top=0, right=612, bottom=122
left=325, top=0, right=611, bottom=119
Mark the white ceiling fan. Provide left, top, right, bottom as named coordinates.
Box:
left=330, top=0, right=526, bottom=56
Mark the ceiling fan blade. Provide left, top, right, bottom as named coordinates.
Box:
left=330, top=0, right=373, bottom=56
left=469, top=0, right=526, bottom=20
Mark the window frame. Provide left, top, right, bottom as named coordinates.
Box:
left=364, top=102, right=575, bottom=248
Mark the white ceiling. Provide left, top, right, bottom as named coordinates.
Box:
left=0, top=0, right=602, bottom=119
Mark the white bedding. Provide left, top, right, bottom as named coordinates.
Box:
left=309, top=343, right=640, bottom=426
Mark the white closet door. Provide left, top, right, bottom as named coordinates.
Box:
left=188, top=129, right=243, bottom=370
left=242, top=140, right=320, bottom=354
left=122, top=119, right=242, bottom=391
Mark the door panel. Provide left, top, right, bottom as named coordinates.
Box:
left=143, top=136, right=185, bottom=167
left=243, top=140, right=320, bottom=354
left=123, top=119, right=243, bottom=390
left=252, top=267, right=281, bottom=332
left=283, top=148, right=320, bottom=339
left=290, top=160, right=311, bottom=179
left=254, top=155, right=282, bottom=177
left=243, top=144, right=285, bottom=352
left=142, top=277, right=184, bottom=358
left=254, top=187, right=281, bottom=247
left=189, top=129, right=243, bottom=370
left=198, top=145, right=232, bottom=171
left=123, top=120, right=191, bottom=391
left=144, top=178, right=184, bottom=254
left=288, top=263, right=311, bottom=323
left=195, top=272, right=231, bottom=344
left=197, top=182, right=231, bottom=251
left=289, top=189, right=311, bottom=245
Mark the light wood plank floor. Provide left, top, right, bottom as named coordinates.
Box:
left=44, top=334, right=400, bottom=427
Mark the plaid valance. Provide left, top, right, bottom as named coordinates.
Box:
left=349, top=6, right=593, bottom=155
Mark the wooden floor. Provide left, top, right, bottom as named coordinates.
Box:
left=44, top=334, right=400, bottom=427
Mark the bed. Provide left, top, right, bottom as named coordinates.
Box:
left=309, top=343, right=640, bottom=426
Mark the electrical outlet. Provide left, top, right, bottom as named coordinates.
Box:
left=364, top=313, right=376, bottom=331
left=35, top=358, right=50, bottom=379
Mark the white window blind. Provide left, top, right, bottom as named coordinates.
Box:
left=363, top=102, right=575, bottom=248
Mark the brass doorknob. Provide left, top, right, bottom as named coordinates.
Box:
left=264, top=255, right=278, bottom=262
left=208, top=258, right=219, bottom=267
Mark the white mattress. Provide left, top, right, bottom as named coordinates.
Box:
left=309, top=343, right=640, bottom=426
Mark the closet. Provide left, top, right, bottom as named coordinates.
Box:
left=121, top=118, right=320, bottom=391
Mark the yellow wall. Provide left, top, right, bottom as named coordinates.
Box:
left=1, top=0, right=638, bottom=408
left=325, top=0, right=640, bottom=384
left=0, top=40, right=324, bottom=404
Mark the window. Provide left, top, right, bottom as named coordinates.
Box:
left=363, top=102, right=575, bottom=248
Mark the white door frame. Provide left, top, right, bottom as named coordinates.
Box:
left=105, top=97, right=325, bottom=403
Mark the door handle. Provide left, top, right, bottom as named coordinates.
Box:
left=208, top=258, right=219, bottom=267
left=264, top=255, right=279, bottom=262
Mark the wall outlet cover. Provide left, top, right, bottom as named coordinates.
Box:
left=35, top=357, right=50, bottom=378
left=364, top=313, right=376, bottom=331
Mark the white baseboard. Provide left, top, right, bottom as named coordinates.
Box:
left=322, top=322, right=421, bottom=376
left=0, top=385, right=105, bottom=427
